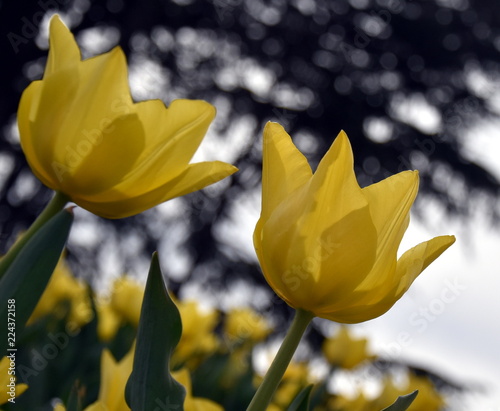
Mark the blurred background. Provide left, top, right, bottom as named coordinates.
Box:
left=1, top=0, right=500, bottom=409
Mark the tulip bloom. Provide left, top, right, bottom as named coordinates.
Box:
left=322, top=326, right=374, bottom=369
left=253, top=122, right=455, bottom=323
left=18, top=16, right=237, bottom=218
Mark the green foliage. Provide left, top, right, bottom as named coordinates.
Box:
left=125, top=252, right=186, bottom=410
left=0, top=209, right=73, bottom=355
left=288, top=385, right=313, bottom=411
left=381, top=390, right=419, bottom=411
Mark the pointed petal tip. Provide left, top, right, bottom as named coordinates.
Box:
left=264, top=121, right=286, bottom=134
left=49, top=13, right=64, bottom=27
left=337, top=129, right=349, bottom=140
left=263, top=121, right=290, bottom=147
left=333, top=129, right=353, bottom=150
left=49, top=13, right=70, bottom=36
left=226, top=163, right=239, bottom=175
left=442, top=234, right=456, bottom=247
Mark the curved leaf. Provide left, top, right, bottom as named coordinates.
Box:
left=0, top=208, right=73, bottom=355
left=125, top=252, right=185, bottom=410
left=288, top=385, right=314, bottom=411
left=381, top=390, right=419, bottom=411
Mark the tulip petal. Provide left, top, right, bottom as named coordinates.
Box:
left=394, top=235, right=456, bottom=296
left=118, top=99, right=216, bottom=191
left=96, top=348, right=134, bottom=410
left=172, top=369, right=192, bottom=396
left=296, top=132, right=377, bottom=296
left=26, top=65, right=80, bottom=182
left=311, top=172, right=419, bottom=315
left=60, top=113, right=145, bottom=196
left=356, top=171, right=419, bottom=288
left=18, top=81, right=58, bottom=189
left=261, top=122, right=312, bottom=221
left=317, top=235, right=456, bottom=323
left=362, top=171, right=418, bottom=250
left=306, top=131, right=368, bottom=229
left=45, top=15, right=80, bottom=76
left=73, top=161, right=237, bottom=218
left=53, top=47, right=133, bottom=159
left=262, top=203, right=378, bottom=312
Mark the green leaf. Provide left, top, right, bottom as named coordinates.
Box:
left=0, top=208, right=73, bottom=355
left=125, top=252, right=186, bottom=410
left=381, top=390, right=419, bottom=411
left=0, top=191, right=69, bottom=279
left=288, top=385, right=314, bottom=411
left=309, top=380, right=328, bottom=409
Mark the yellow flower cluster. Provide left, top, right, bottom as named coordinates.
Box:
left=329, top=373, right=445, bottom=411
left=224, top=307, right=273, bottom=345
left=322, top=326, right=374, bottom=370
left=96, top=276, right=145, bottom=341
left=95, top=276, right=274, bottom=370
left=28, top=257, right=92, bottom=329
left=54, top=345, right=223, bottom=411
left=21, top=255, right=447, bottom=410
left=269, top=362, right=311, bottom=410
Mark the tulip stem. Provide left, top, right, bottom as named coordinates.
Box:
left=0, top=191, right=69, bottom=278
left=247, top=308, right=314, bottom=411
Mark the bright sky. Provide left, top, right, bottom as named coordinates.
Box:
left=355, top=207, right=500, bottom=410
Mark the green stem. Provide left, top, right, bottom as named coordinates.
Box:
left=0, top=191, right=69, bottom=278
left=247, top=308, right=314, bottom=411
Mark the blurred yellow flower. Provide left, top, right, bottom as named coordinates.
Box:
left=328, top=391, right=371, bottom=411
left=0, top=356, right=28, bottom=405
left=172, top=368, right=224, bottom=411
left=18, top=15, right=237, bottom=219
left=85, top=348, right=134, bottom=411
left=95, top=298, right=122, bottom=342
left=322, top=326, right=374, bottom=369
left=406, top=374, right=446, bottom=411
left=95, top=276, right=144, bottom=341
left=224, top=307, right=273, bottom=344
left=174, top=300, right=220, bottom=368
left=271, top=362, right=310, bottom=409
left=28, top=257, right=92, bottom=328
left=253, top=122, right=455, bottom=323
left=221, top=307, right=273, bottom=388
left=110, top=277, right=144, bottom=326
left=374, top=374, right=445, bottom=411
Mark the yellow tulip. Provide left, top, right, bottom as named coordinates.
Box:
left=374, top=375, right=445, bottom=411
left=85, top=348, right=134, bottom=411
left=172, top=368, right=224, bottom=411
left=174, top=300, right=219, bottom=368
left=271, top=362, right=310, bottom=409
left=95, top=298, right=122, bottom=342
left=224, top=307, right=273, bottom=344
left=328, top=391, right=371, bottom=411
left=404, top=374, right=445, bottom=411
left=253, top=122, right=455, bottom=323
left=110, top=277, right=144, bottom=326
left=95, top=276, right=144, bottom=341
left=18, top=15, right=237, bottom=219
left=322, top=326, right=374, bottom=369
left=28, top=257, right=93, bottom=328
